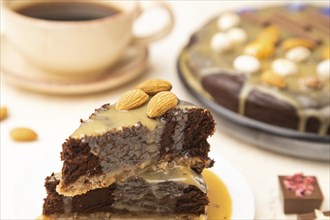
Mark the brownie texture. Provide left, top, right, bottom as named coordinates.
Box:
left=43, top=175, right=64, bottom=215
left=60, top=106, right=215, bottom=187
left=61, top=138, right=102, bottom=185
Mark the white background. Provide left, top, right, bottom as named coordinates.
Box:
left=1, top=1, right=329, bottom=219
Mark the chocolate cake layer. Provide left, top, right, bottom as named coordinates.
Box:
left=58, top=101, right=215, bottom=196
left=202, top=73, right=330, bottom=135
left=43, top=166, right=208, bottom=218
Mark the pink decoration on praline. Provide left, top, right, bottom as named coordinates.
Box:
left=283, top=173, right=315, bottom=197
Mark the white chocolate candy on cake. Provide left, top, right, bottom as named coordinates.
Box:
left=272, top=58, right=298, bottom=76
left=317, top=59, right=330, bottom=79
left=233, top=55, right=260, bottom=74
left=217, top=12, right=240, bottom=31
left=227, top=27, right=247, bottom=45
left=210, top=32, right=233, bottom=53
left=285, top=47, right=311, bottom=63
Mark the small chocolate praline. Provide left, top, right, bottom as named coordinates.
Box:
left=279, top=175, right=323, bottom=214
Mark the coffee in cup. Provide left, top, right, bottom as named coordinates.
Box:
left=2, top=0, right=174, bottom=77
left=15, top=2, right=121, bottom=21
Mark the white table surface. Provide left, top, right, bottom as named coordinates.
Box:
left=1, top=1, right=329, bottom=219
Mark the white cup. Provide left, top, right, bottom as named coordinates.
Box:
left=2, top=0, right=174, bottom=78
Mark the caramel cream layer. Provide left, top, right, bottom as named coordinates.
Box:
left=138, top=165, right=207, bottom=193
left=71, top=100, right=195, bottom=139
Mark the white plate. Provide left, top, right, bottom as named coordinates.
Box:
left=208, top=151, right=255, bottom=219
left=10, top=150, right=254, bottom=219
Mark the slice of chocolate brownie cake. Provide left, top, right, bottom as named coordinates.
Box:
left=40, top=79, right=215, bottom=219
left=58, top=83, right=215, bottom=196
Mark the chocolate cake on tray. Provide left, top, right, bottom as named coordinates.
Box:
left=178, top=4, right=330, bottom=136
left=39, top=79, right=216, bottom=219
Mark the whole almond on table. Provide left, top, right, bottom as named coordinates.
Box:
left=261, top=71, right=286, bottom=89
left=147, top=91, right=178, bottom=118
left=136, top=79, right=172, bottom=95
left=116, top=89, right=149, bottom=110
left=10, top=127, right=38, bottom=142
left=0, top=106, right=8, bottom=121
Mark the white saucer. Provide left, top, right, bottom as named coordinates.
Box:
left=0, top=36, right=148, bottom=95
